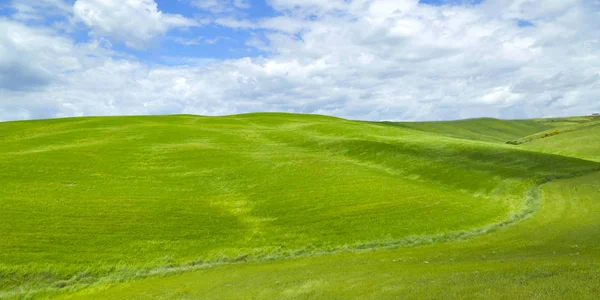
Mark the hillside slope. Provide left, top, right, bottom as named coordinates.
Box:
left=522, top=120, right=600, bottom=162
left=64, top=171, right=600, bottom=300
left=383, top=118, right=553, bottom=143
left=0, top=113, right=598, bottom=299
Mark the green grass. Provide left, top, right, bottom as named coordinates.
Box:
left=383, top=118, right=553, bottom=143
left=522, top=121, right=600, bottom=162
left=0, top=113, right=599, bottom=299
left=59, top=171, right=600, bottom=300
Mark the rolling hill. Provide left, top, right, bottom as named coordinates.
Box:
left=0, top=114, right=598, bottom=299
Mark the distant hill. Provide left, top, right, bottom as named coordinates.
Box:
left=382, top=118, right=553, bottom=143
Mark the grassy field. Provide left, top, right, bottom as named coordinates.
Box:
left=0, top=113, right=599, bottom=299
left=384, top=118, right=554, bottom=143
left=523, top=121, right=600, bottom=162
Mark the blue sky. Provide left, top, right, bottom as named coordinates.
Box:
left=0, top=0, right=598, bottom=121
left=149, top=0, right=278, bottom=62
left=0, top=0, right=498, bottom=64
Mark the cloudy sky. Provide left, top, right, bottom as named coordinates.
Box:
left=0, top=0, right=599, bottom=122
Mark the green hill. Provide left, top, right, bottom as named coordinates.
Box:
left=522, top=118, right=600, bottom=162
left=382, top=118, right=553, bottom=143
left=63, top=170, right=600, bottom=300
left=0, top=114, right=599, bottom=299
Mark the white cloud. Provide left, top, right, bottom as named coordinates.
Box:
left=9, top=0, right=72, bottom=22
left=191, top=0, right=251, bottom=14
left=73, top=0, right=198, bottom=49
left=172, top=35, right=230, bottom=46
left=1, top=0, right=600, bottom=122
left=482, top=0, right=579, bottom=20
left=233, top=0, right=251, bottom=9
left=0, top=19, right=80, bottom=91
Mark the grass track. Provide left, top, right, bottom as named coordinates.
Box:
left=0, top=113, right=599, bottom=299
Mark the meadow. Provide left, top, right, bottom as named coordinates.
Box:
left=0, top=113, right=599, bottom=299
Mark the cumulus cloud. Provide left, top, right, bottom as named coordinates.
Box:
left=1, top=0, right=600, bottom=122
left=73, top=0, right=198, bottom=49
left=0, top=19, right=80, bottom=91
left=204, top=0, right=600, bottom=120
